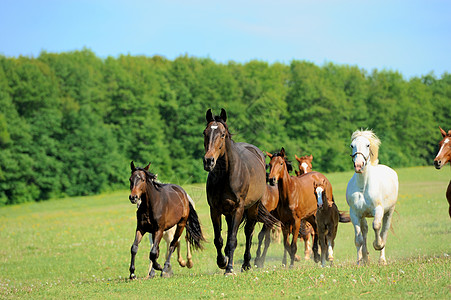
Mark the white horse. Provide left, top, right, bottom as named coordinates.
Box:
left=146, top=195, right=195, bottom=278
left=346, top=130, right=398, bottom=265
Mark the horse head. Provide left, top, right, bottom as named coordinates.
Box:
left=434, top=127, right=451, bottom=169
left=267, top=147, right=292, bottom=185
left=203, top=108, right=229, bottom=172
left=129, top=161, right=152, bottom=207
left=313, top=179, right=327, bottom=208
left=295, top=154, right=313, bottom=175
left=350, top=130, right=380, bottom=173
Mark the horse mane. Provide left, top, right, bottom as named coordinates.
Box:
left=351, top=129, right=380, bottom=166
left=134, top=167, right=165, bottom=191
left=271, top=151, right=293, bottom=172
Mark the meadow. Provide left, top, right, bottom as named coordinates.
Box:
left=0, top=166, right=449, bottom=299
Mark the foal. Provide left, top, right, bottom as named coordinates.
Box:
left=313, top=179, right=340, bottom=267
left=128, top=162, right=204, bottom=278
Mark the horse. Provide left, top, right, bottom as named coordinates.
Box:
left=346, top=130, right=398, bottom=265
left=128, top=161, right=204, bottom=279
left=433, top=126, right=451, bottom=218
left=294, top=154, right=313, bottom=176
left=313, top=179, right=342, bottom=267
left=203, top=108, right=279, bottom=275
left=267, top=147, right=324, bottom=266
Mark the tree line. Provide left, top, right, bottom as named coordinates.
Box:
left=0, top=49, right=449, bottom=205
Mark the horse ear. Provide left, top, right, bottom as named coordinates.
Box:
left=280, top=147, right=286, bottom=157
left=130, top=161, right=136, bottom=171
left=265, top=151, right=273, bottom=158
left=220, top=108, right=227, bottom=122
left=295, top=170, right=300, bottom=176
left=439, top=126, right=447, bottom=137
left=295, top=154, right=301, bottom=162
left=206, top=109, right=214, bottom=123
left=309, top=154, right=313, bottom=161
left=144, top=162, right=151, bottom=171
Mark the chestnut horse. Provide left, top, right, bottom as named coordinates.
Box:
left=267, top=147, right=324, bottom=266
left=433, top=126, right=451, bottom=218
left=313, top=179, right=349, bottom=267
left=203, top=108, right=279, bottom=275
left=294, top=154, right=313, bottom=176
left=128, top=162, right=204, bottom=278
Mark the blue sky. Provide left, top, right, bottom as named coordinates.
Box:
left=1, top=0, right=450, bottom=78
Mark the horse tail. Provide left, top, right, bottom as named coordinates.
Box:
left=257, top=201, right=281, bottom=230
left=338, top=211, right=351, bottom=223
left=185, top=200, right=205, bottom=251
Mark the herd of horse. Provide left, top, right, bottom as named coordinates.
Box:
left=127, top=108, right=451, bottom=278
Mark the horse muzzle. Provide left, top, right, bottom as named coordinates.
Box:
left=129, top=194, right=140, bottom=204
left=433, top=159, right=443, bottom=169
left=354, top=161, right=365, bottom=173
left=268, top=177, right=277, bottom=186
left=203, top=157, right=216, bottom=171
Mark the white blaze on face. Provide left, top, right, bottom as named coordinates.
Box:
left=315, top=186, right=324, bottom=207
left=301, top=162, right=309, bottom=173
left=436, top=138, right=450, bottom=159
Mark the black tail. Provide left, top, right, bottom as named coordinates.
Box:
left=257, top=201, right=281, bottom=230
left=185, top=202, right=205, bottom=250
left=339, top=211, right=351, bottom=223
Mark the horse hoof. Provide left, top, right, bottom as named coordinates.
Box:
left=147, top=268, right=156, bottom=279
left=378, top=258, right=387, bottom=265
left=294, top=254, right=301, bottom=262
left=241, top=264, right=251, bottom=272
left=161, top=271, right=173, bottom=278
left=224, top=269, right=236, bottom=276
left=186, top=259, right=194, bottom=269
left=178, top=259, right=187, bottom=268
left=218, top=256, right=228, bottom=270
left=373, top=240, right=385, bottom=251
left=129, top=273, right=136, bottom=280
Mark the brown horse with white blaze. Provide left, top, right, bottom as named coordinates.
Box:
left=128, top=162, right=204, bottom=279
left=267, top=147, right=323, bottom=266
left=203, top=108, right=279, bottom=275
left=294, top=154, right=313, bottom=176
left=433, top=126, right=451, bottom=218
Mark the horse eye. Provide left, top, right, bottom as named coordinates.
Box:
left=367, top=144, right=370, bottom=148
left=221, top=133, right=225, bottom=138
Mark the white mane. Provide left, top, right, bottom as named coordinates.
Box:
left=351, top=129, right=381, bottom=166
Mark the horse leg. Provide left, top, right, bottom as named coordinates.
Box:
left=260, top=226, right=272, bottom=268
left=281, top=226, right=291, bottom=266
left=289, top=218, right=301, bottom=267
left=327, top=223, right=338, bottom=265
left=149, top=230, right=164, bottom=272
left=162, top=223, right=186, bottom=278
left=224, top=208, right=244, bottom=275
left=185, top=235, right=193, bottom=268
left=210, top=209, right=227, bottom=269
left=306, top=216, right=320, bottom=263
left=254, top=225, right=267, bottom=268
left=372, top=205, right=385, bottom=250
left=129, top=229, right=144, bottom=280
left=146, top=234, right=156, bottom=279
left=318, top=227, right=327, bottom=267
left=378, top=206, right=395, bottom=265
left=242, top=217, right=257, bottom=272
left=351, top=211, right=367, bottom=265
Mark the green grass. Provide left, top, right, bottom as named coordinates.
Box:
left=0, top=166, right=449, bottom=299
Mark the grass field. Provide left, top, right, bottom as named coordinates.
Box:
left=0, top=166, right=449, bottom=299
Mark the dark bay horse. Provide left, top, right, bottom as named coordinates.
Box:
left=433, top=126, right=451, bottom=218
left=203, top=108, right=279, bottom=275
left=128, top=162, right=204, bottom=279
left=267, top=147, right=327, bottom=266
